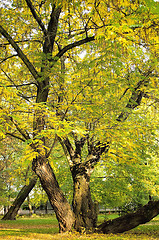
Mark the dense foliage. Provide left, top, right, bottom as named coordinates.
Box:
left=0, top=0, right=158, bottom=233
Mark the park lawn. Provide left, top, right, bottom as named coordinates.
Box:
left=0, top=214, right=159, bottom=240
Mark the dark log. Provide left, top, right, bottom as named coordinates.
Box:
left=97, top=200, right=159, bottom=234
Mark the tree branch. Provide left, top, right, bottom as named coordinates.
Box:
left=0, top=105, right=31, bottom=141
left=9, top=116, right=31, bottom=140
left=74, top=136, right=87, bottom=158
left=51, top=36, right=95, bottom=63
left=0, top=54, right=18, bottom=64
left=25, top=0, right=47, bottom=36
left=1, top=83, right=37, bottom=88
left=70, top=141, right=109, bottom=178
left=62, top=137, right=75, bottom=159
left=97, top=200, right=159, bottom=234
left=6, top=132, right=26, bottom=142
left=0, top=67, right=18, bottom=86
left=46, top=135, right=58, bottom=158
left=117, top=66, right=155, bottom=121
left=0, top=25, right=39, bottom=81
left=0, top=39, right=43, bottom=48
left=143, top=93, right=159, bottom=103
left=0, top=67, right=37, bottom=101
left=43, top=5, right=61, bottom=54
left=57, top=136, right=74, bottom=167
left=35, top=5, right=61, bottom=103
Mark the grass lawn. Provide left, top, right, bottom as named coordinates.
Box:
left=0, top=214, right=159, bottom=240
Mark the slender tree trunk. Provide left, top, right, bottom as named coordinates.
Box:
left=71, top=165, right=98, bottom=231
left=45, top=200, right=48, bottom=214
left=2, top=176, right=37, bottom=220
left=97, top=200, right=159, bottom=234
left=27, top=195, right=33, bottom=216
left=32, top=157, right=75, bottom=232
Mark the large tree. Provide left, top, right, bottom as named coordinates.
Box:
left=0, top=0, right=158, bottom=233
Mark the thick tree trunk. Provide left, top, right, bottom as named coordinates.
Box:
left=97, top=200, right=159, bottom=234
left=2, top=176, right=37, bottom=220
left=72, top=176, right=98, bottom=231
left=71, top=165, right=98, bottom=231
left=61, top=137, right=107, bottom=232
left=32, top=157, right=75, bottom=232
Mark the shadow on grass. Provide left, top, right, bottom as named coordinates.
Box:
left=0, top=227, right=59, bottom=237
left=0, top=215, right=159, bottom=239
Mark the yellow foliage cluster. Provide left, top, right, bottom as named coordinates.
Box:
left=0, top=0, right=158, bottom=205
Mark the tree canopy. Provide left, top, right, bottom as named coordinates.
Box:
left=0, top=0, right=159, bottom=233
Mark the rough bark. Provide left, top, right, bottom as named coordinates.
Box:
left=71, top=168, right=98, bottom=231
left=2, top=176, right=37, bottom=220
left=32, top=157, right=75, bottom=232
left=97, top=200, right=159, bottom=234
left=61, top=137, right=109, bottom=231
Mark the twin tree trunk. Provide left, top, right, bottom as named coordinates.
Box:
left=32, top=155, right=98, bottom=232
left=33, top=156, right=159, bottom=234
left=2, top=155, right=159, bottom=234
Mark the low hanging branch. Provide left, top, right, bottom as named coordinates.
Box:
left=97, top=200, right=159, bottom=234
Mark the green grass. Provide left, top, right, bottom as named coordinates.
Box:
left=98, top=213, right=120, bottom=223
left=0, top=214, right=159, bottom=240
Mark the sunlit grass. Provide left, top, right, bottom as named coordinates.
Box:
left=0, top=214, right=159, bottom=240
left=98, top=213, right=119, bottom=223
